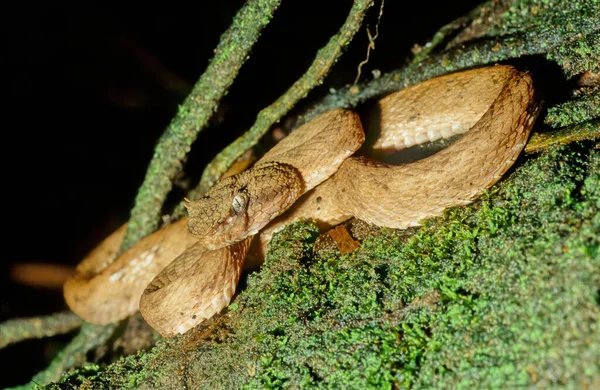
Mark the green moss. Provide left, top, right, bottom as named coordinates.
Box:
left=54, top=142, right=598, bottom=389
left=484, top=0, right=600, bottom=78
left=545, top=92, right=600, bottom=129
left=48, top=339, right=173, bottom=389
left=224, top=143, right=598, bottom=389
left=545, top=27, right=600, bottom=78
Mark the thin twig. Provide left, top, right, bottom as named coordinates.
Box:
left=354, top=0, right=385, bottom=85
left=122, top=0, right=282, bottom=251
left=0, top=311, right=83, bottom=350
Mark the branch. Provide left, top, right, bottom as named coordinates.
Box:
left=190, top=0, right=375, bottom=200
left=122, top=0, right=282, bottom=250
left=525, top=119, right=600, bottom=154
left=0, top=312, right=82, bottom=350
left=7, top=323, right=118, bottom=390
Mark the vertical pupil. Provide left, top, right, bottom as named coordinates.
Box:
left=232, top=193, right=247, bottom=215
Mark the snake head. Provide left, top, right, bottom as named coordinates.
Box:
left=185, top=161, right=303, bottom=250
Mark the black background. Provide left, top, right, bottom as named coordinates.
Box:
left=1, top=0, right=482, bottom=386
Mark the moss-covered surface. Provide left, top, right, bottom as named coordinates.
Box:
left=545, top=92, right=600, bottom=129
left=26, top=0, right=600, bottom=388
left=48, top=141, right=600, bottom=389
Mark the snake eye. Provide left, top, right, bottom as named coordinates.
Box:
left=232, top=192, right=248, bottom=215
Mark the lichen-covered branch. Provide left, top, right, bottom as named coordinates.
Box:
left=9, top=323, right=118, bottom=390
left=526, top=119, right=600, bottom=154
left=0, top=312, right=82, bottom=350
left=122, top=0, right=282, bottom=250
left=192, top=0, right=375, bottom=197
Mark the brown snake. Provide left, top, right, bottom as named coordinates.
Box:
left=64, top=65, right=539, bottom=337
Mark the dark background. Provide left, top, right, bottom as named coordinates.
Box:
left=1, top=0, right=482, bottom=386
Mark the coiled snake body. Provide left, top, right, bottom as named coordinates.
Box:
left=64, top=65, right=539, bottom=337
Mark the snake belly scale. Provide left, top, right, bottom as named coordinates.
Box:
left=64, top=65, right=540, bottom=337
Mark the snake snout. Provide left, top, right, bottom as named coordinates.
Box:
left=186, top=161, right=304, bottom=250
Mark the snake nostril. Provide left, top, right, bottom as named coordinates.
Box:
left=145, top=284, right=161, bottom=293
